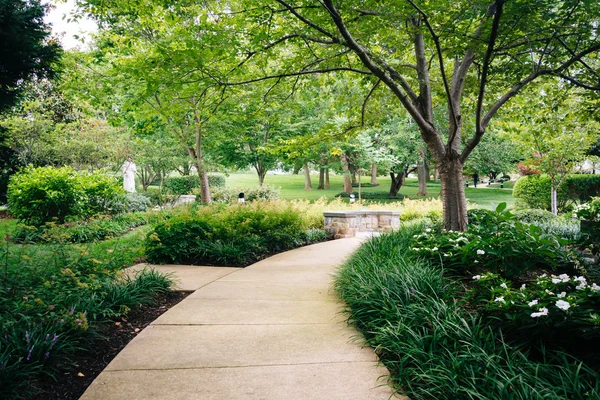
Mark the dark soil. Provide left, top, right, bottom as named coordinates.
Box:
left=34, top=291, right=191, bottom=400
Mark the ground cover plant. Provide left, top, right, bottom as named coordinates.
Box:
left=0, top=220, right=174, bottom=398
left=335, top=212, right=600, bottom=399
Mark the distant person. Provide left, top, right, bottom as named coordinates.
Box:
left=122, top=156, right=137, bottom=193
left=473, top=172, right=479, bottom=188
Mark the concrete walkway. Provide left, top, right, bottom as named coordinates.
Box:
left=81, top=239, right=400, bottom=400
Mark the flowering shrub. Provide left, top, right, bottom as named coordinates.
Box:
left=410, top=203, right=580, bottom=279
left=468, top=272, right=600, bottom=347
left=574, top=197, right=600, bottom=222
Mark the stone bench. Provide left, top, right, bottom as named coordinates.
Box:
left=323, top=210, right=401, bottom=239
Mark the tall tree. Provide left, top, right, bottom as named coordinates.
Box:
left=227, top=0, right=600, bottom=230
left=0, top=0, right=62, bottom=112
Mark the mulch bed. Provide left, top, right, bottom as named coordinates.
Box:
left=34, top=291, right=191, bottom=400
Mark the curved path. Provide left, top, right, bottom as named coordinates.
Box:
left=81, top=238, right=400, bottom=400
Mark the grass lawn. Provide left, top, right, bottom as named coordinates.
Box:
left=224, top=172, right=515, bottom=209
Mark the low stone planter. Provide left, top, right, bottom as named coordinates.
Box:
left=324, top=210, right=401, bottom=239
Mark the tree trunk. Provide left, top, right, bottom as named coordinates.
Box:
left=417, top=148, right=428, bottom=196
left=389, top=171, right=405, bottom=196
left=370, top=164, right=377, bottom=185
left=551, top=185, right=558, bottom=215
left=318, top=167, right=325, bottom=190
left=340, top=152, right=353, bottom=194
left=424, top=156, right=431, bottom=182
left=350, top=165, right=357, bottom=185
left=303, top=163, right=312, bottom=190
left=325, top=168, right=330, bottom=189
left=439, top=159, right=468, bottom=231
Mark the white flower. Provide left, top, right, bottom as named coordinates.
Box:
left=558, top=274, right=570, bottom=283
left=592, top=283, right=600, bottom=292
left=412, top=248, right=419, bottom=251
left=425, top=228, right=432, bottom=233
left=576, top=283, right=587, bottom=290
left=432, top=247, right=438, bottom=251
left=443, top=253, right=449, bottom=257
left=520, top=284, right=527, bottom=290
left=472, top=275, right=482, bottom=280
left=545, top=289, right=555, bottom=295
left=528, top=299, right=539, bottom=307
left=531, top=307, right=549, bottom=318
left=540, top=273, right=547, bottom=278
left=555, top=300, right=571, bottom=311
left=494, top=296, right=505, bottom=303
left=557, top=292, right=567, bottom=298
left=574, top=276, right=587, bottom=283
left=500, top=283, right=508, bottom=289
left=413, top=235, right=418, bottom=238
left=552, top=278, right=561, bottom=284
left=477, top=249, right=485, bottom=255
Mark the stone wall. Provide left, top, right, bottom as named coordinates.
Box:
left=323, top=210, right=401, bottom=239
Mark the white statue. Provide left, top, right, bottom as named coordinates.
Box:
left=121, top=157, right=137, bottom=193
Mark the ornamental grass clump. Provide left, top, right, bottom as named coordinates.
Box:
left=334, top=224, right=600, bottom=399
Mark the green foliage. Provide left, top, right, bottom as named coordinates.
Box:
left=145, top=203, right=318, bottom=267
left=8, top=166, right=86, bottom=225
left=334, top=225, right=600, bottom=399
left=125, top=192, right=152, bottom=213
left=208, top=184, right=280, bottom=203
left=513, top=175, right=569, bottom=211
left=568, top=176, right=600, bottom=203
left=163, top=174, right=226, bottom=196
left=0, top=0, right=62, bottom=111
left=512, top=209, right=557, bottom=224
left=468, top=272, right=600, bottom=352
left=207, top=174, right=226, bottom=188
left=7, top=166, right=126, bottom=225
left=163, top=175, right=199, bottom=195
left=411, top=204, right=580, bottom=279
left=0, top=230, right=174, bottom=398
left=10, top=212, right=151, bottom=244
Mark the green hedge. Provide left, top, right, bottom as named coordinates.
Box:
left=513, top=174, right=600, bottom=211
left=7, top=166, right=126, bottom=225
left=163, top=174, right=226, bottom=195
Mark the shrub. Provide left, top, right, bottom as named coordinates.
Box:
left=7, top=166, right=86, bottom=225
left=7, top=166, right=126, bottom=225
left=207, top=173, right=226, bottom=188
left=125, top=192, right=152, bottom=212
left=512, top=208, right=557, bottom=224
left=79, top=171, right=127, bottom=217
left=514, top=174, right=600, bottom=212
left=145, top=203, right=311, bottom=266
left=513, top=174, right=569, bottom=211
left=411, top=203, right=580, bottom=279
left=163, top=175, right=199, bottom=195
left=208, top=184, right=280, bottom=203
left=163, top=174, right=226, bottom=196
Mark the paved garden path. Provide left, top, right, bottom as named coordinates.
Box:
left=81, top=238, right=400, bottom=400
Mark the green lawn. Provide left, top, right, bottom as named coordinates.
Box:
left=224, top=172, right=514, bottom=210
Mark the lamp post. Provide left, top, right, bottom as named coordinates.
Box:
left=238, top=192, right=245, bottom=204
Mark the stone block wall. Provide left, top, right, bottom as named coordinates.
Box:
left=323, top=211, right=401, bottom=239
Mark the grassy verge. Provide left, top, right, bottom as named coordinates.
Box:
left=334, top=223, right=599, bottom=399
